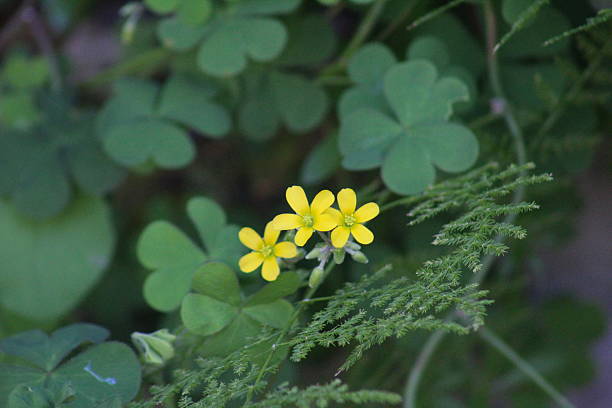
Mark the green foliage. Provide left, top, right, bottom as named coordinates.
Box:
left=97, top=75, right=230, bottom=169
left=0, top=324, right=141, bottom=407
left=138, top=197, right=242, bottom=312
left=339, top=58, right=478, bottom=194
left=0, top=196, right=114, bottom=321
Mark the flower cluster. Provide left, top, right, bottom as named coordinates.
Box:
left=238, top=186, right=379, bottom=281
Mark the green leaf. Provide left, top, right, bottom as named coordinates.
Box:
left=231, top=0, right=301, bottom=15
left=207, top=225, right=244, bottom=267
left=138, top=221, right=206, bottom=311
left=158, top=74, right=231, bottom=138
left=157, top=17, right=205, bottom=51
left=0, top=365, right=43, bottom=403
left=244, top=271, right=301, bottom=306
left=277, top=15, right=337, bottom=66
left=406, top=36, right=450, bottom=68
left=416, top=123, right=478, bottom=173
left=180, top=294, right=239, bottom=336
left=145, top=0, right=178, bottom=14
left=0, top=92, right=40, bottom=129
left=66, top=140, right=126, bottom=197
left=177, top=0, right=212, bottom=25
left=8, top=385, right=51, bottom=408
left=103, top=118, right=195, bottom=169
left=347, top=43, right=396, bottom=85
left=2, top=55, right=49, bottom=89
left=191, top=262, right=241, bottom=306
left=270, top=72, right=328, bottom=133
left=502, top=0, right=535, bottom=24
left=186, top=197, right=227, bottom=251
left=200, top=313, right=261, bottom=357
left=52, top=342, right=141, bottom=407
left=0, top=196, right=114, bottom=320
left=197, top=17, right=287, bottom=76
left=381, top=137, right=435, bottom=195
left=300, top=133, right=341, bottom=186
left=243, top=299, right=293, bottom=329
left=384, top=61, right=468, bottom=126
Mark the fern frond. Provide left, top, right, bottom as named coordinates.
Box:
left=494, top=0, right=549, bottom=53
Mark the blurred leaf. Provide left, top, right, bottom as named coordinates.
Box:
left=1, top=55, right=49, bottom=89
left=157, top=17, right=205, bottom=51
left=145, top=0, right=179, bottom=14
left=0, top=196, right=115, bottom=321
left=277, top=15, right=337, bottom=66
left=300, top=133, right=341, bottom=186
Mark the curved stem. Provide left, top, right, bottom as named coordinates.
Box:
left=402, top=2, right=528, bottom=406
left=479, top=327, right=575, bottom=408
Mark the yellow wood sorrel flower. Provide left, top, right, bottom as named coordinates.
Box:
left=272, top=186, right=338, bottom=246
left=326, top=188, right=380, bottom=248
left=238, top=221, right=297, bottom=281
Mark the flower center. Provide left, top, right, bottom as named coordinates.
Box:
left=343, top=214, right=356, bottom=227
left=302, top=214, right=314, bottom=228
left=261, top=245, right=274, bottom=258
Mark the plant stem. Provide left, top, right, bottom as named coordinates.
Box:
left=243, top=261, right=336, bottom=405
left=318, top=0, right=388, bottom=80
left=402, top=2, right=528, bottom=406
left=479, top=327, right=576, bottom=408
left=376, top=0, right=423, bottom=41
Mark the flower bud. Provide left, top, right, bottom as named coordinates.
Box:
left=333, top=248, right=345, bottom=264
left=345, top=241, right=361, bottom=251
left=350, top=251, right=369, bottom=264
left=131, top=329, right=176, bottom=366
left=308, top=266, right=325, bottom=288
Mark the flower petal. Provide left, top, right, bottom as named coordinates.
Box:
left=263, top=221, right=280, bottom=245
left=239, top=252, right=264, bottom=273
left=261, top=257, right=280, bottom=281
left=295, top=227, right=314, bottom=246
left=239, top=227, right=264, bottom=251
left=274, top=241, right=297, bottom=258
left=313, top=213, right=337, bottom=231
left=286, top=185, right=309, bottom=215
left=272, top=213, right=303, bottom=230
left=337, top=188, right=356, bottom=215
left=354, top=202, right=380, bottom=223
left=351, top=224, right=374, bottom=245
left=325, top=207, right=343, bottom=224
left=310, top=189, right=334, bottom=215
left=331, top=226, right=350, bottom=248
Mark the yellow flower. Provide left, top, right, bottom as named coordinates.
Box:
left=238, top=221, right=297, bottom=281
left=272, top=186, right=338, bottom=246
left=326, top=188, right=379, bottom=248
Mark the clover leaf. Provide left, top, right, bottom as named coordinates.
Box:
left=180, top=263, right=299, bottom=357
left=0, top=196, right=115, bottom=321
left=0, top=99, right=125, bottom=220
left=238, top=15, right=335, bottom=140
left=137, top=197, right=243, bottom=312
left=339, top=60, right=479, bottom=195
left=0, top=324, right=141, bottom=408
left=156, top=0, right=300, bottom=77
left=97, top=74, right=230, bottom=169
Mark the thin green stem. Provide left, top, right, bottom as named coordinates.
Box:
left=318, top=0, right=388, bottom=80
left=402, top=2, right=528, bottom=406
left=243, top=261, right=336, bottom=405
left=479, top=327, right=575, bottom=408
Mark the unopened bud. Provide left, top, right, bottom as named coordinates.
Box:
left=333, top=248, right=345, bottom=264
left=305, top=247, right=323, bottom=260
left=131, top=329, right=176, bottom=366
left=345, top=241, right=361, bottom=251
left=350, top=251, right=369, bottom=264
left=308, top=266, right=324, bottom=288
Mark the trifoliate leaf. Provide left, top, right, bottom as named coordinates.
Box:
left=98, top=76, right=230, bottom=169
left=138, top=197, right=243, bottom=312
left=239, top=71, right=328, bottom=140
left=181, top=294, right=239, bottom=336
left=0, top=196, right=115, bottom=320
left=244, top=271, right=301, bottom=306
left=339, top=60, right=478, bottom=195
left=0, top=326, right=141, bottom=407
left=191, top=262, right=242, bottom=306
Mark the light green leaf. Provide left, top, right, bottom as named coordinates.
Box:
left=244, top=299, right=293, bottom=328
left=338, top=108, right=401, bottom=157
left=2, top=56, right=49, bottom=89
left=200, top=313, right=261, bottom=357
left=406, top=36, right=450, bottom=68
left=186, top=197, right=227, bottom=251
left=197, top=17, right=287, bottom=76
left=381, top=137, right=435, bottom=195
left=157, top=17, right=205, bottom=51
left=300, top=133, right=341, bottom=186
left=0, top=92, right=40, bottom=129
left=415, top=123, right=478, bottom=173
left=384, top=61, right=468, bottom=126
left=158, top=74, right=230, bottom=138
left=347, top=43, right=396, bottom=85
left=0, top=196, right=114, bottom=320
left=207, top=225, right=244, bottom=266
left=142, top=266, right=196, bottom=313
left=191, top=262, right=241, bottom=306
left=103, top=118, right=195, bottom=169
left=244, top=271, right=301, bottom=306
left=232, top=0, right=301, bottom=15
left=181, top=294, right=239, bottom=336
